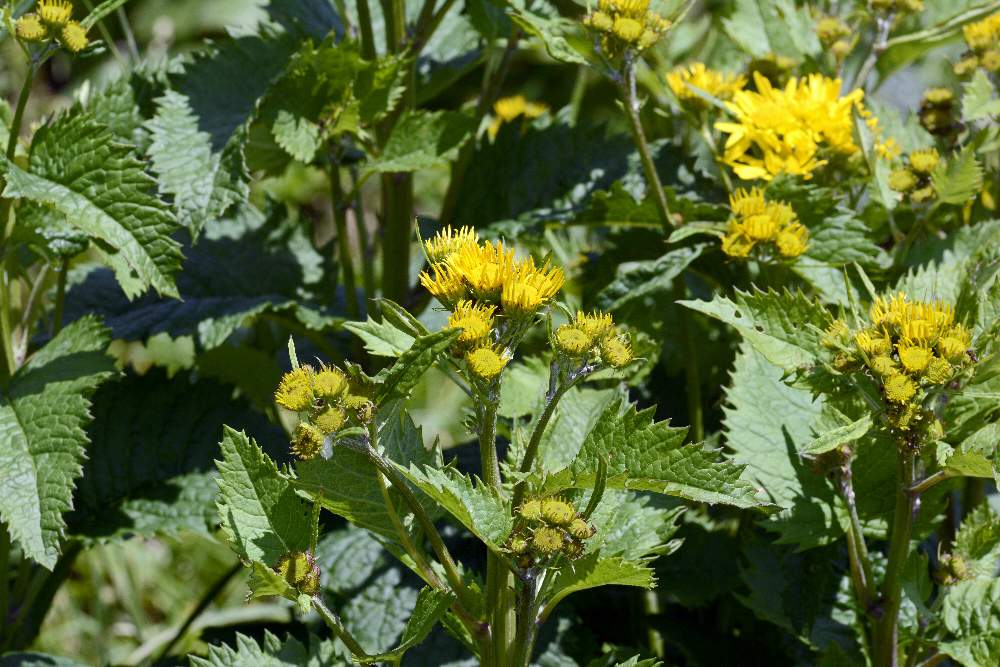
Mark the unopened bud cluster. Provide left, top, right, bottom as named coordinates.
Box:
left=273, top=551, right=321, bottom=595
left=554, top=310, right=634, bottom=369
left=15, top=0, right=89, bottom=53
left=918, top=88, right=958, bottom=141
left=823, top=293, right=974, bottom=434
left=582, top=0, right=671, bottom=58
left=889, top=148, right=942, bottom=203
left=506, top=496, right=596, bottom=567
left=954, top=12, right=1000, bottom=76
left=274, top=363, right=374, bottom=460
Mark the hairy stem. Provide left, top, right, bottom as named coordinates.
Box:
left=375, top=466, right=441, bottom=589
left=874, top=447, right=917, bottom=667
left=511, top=570, right=539, bottom=667
left=312, top=595, right=371, bottom=659
left=330, top=166, right=361, bottom=322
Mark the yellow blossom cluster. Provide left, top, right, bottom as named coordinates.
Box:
left=814, top=15, right=853, bottom=61
left=15, top=0, right=89, bottom=53
left=582, top=0, right=671, bottom=57
left=955, top=12, right=1000, bottom=75
left=274, top=364, right=373, bottom=460
left=825, top=293, right=974, bottom=430
left=889, top=148, right=940, bottom=203
left=720, top=188, right=809, bottom=259
left=553, top=310, right=634, bottom=368
left=487, top=95, right=548, bottom=140
left=715, top=73, right=873, bottom=181
left=666, top=63, right=746, bottom=108
left=507, top=496, right=596, bottom=567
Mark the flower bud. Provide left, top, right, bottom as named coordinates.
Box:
left=532, top=526, right=565, bottom=555
left=292, top=423, right=325, bottom=460
left=541, top=498, right=575, bottom=526
left=274, top=551, right=321, bottom=595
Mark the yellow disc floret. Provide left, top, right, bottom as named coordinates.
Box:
left=501, top=259, right=564, bottom=317
left=449, top=300, right=496, bottom=348
left=16, top=14, right=47, bottom=41
left=554, top=325, right=593, bottom=357
left=275, top=366, right=314, bottom=411
left=37, top=0, right=73, bottom=27
left=897, top=341, right=934, bottom=374
left=292, top=423, right=325, bottom=460
left=574, top=311, right=615, bottom=340
left=519, top=499, right=543, bottom=522
left=909, top=148, right=940, bottom=175
left=313, top=365, right=348, bottom=400
left=569, top=517, right=595, bottom=540
left=466, top=346, right=508, bottom=381
left=60, top=20, right=87, bottom=52
left=722, top=189, right=808, bottom=259
left=884, top=372, right=917, bottom=404
left=540, top=498, right=576, bottom=526
left=313, top=406, right=346, bottom=434
left=925, top=357, right=953, bottom=384
left=600, top=335, right=634, bottom=368
left=532, top=526, right=565, bottom=555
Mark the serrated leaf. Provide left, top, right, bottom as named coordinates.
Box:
left=315, top=524, right=388, bottom=594
left=192, top=631, right=343, bottom=667
left=544, top=555, right=655, bottom=615
left=679, top=288, right=833, bottom=370
left=374, top=328, right=461, bottom=404
left=721, top=0, right=820, bottom=59
left=802, top=414, right=873, bottom=455
left=595, top=245, right=707, bottom=314
left=68, top=370, right=285, bottom=541
left=508, top=5, right=591, bottom=66
left=962, top=70, right=1000, bottom=122
left=365, top=110, right=475, bottom=173
left=943, top=578, right=1000, bottom=638
left=955, top=504, right=1000, bottom=579
left=2, top=112, right=183, bottom=299
left=932, top=146, right=984, bottom=205
left=0, top=316, right=115, bottom=568
left=584, top=490, right=684, bottom=560
left=344, top=316, right=416, bottom=357
left=537, top=386, right=622, bottom=473
left=216, top=427, right=312, bottom=567
left=146, top=90, right=249, bottom=238
left=359, top=586, right=454, bottom=663
left=272, top=110, right=322, bottom=163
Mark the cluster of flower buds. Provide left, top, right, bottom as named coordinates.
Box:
left=889, top=148, right=941, bottom=203
left=274, top=363, right=374, bottom=460
left=506, top=496, right=596, bottom=567
left=582, top=0, right=672, bottom=58
left=954, top=12, right=1000, bottom=76
left=814, top=15, right=853, bottom=61
left=273, top=551, right=321, bottom=596
left=823, top=293, right=975, bottom=433
left=553, top=310, right=633, bottom=369
left=918, top=88, right=959, bottom=141
left=15, top=0, right=89, bottom=53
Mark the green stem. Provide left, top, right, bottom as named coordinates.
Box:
left=309, top=497, right=321, bottom=554
left=79, top=0, right=127, bottom=65
left=674, top=276, right=704, bottom=443
left=349, top=167, right=376, bottom=303
left=643, top=590, right=665, bottom=658
left=511, top=571, right=539, bottom=667
left=375, top=465, right=441, bottom=589
left=512, top=368, right=575, bottom=508
left=874, top=447, right=917, bottom=667
left=116, top=6, right=139, bottom=61
left=837, top=456, right=876, bottom=659
left=52, top=258, right=67, bottom=335
left=0, top=524, right=9, bottom=646
left=312, top=595, right=371, bottom=659
left=479, top=398, right=501, bottom=488
left=155, top=562, right=242, bottom=660
left=355, top=0, right=376, bottom=59
left=6, top=541, right=81, bottom=649
left=567, top=66, right=589, bottom=127
left=907, top=470, right=951, bottom=497
left=330, top=166, right=361, bottom=322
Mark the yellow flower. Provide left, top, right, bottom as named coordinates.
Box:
left=855, top=330, right=892, bottom=357
left=541, top=497, right=576, bottom=526
left=870, top=355, right=897, bottom=376
left=60, top=20, right=87, bottom=52
left=715, top=73, right=867, bottom=181
left=16, top=14, right=47, bottom=41
left=424, top=225, right=479, bottom=264
left=275, top=367, right=314, bottom=412
left=500, top=258, right=564, bottom=316
left=938, top=325, right=971, bottom=361
left=600, top=334, right=633, bottom=368
left=869, top=293, right=954, bottom=341
left=776, top=222, right=809, bottom=258
left=575, top=311, right=615, bottom=340
left=666, top=63, right=746, bottom=105
left=897, top=341, right=934, bottom=374
left=449, top=300, right=496, bottom=348
left=884, top=372, right=917, bottom=404
left=822, top=319, right=850, bottom=349
left=532, top=526, right=565, bottom=554
left=519, top=498, right=543, bottom=521
left=922, top=88, right=954, bottom=106
left=983, top=49, right=1000, bottom=72
left=963, top=12, right=1000, bottom=52
left=889, top=168, right=917, bottom=192
left=314, top=365, right=348, bottom=400
left=583, top=0, right=670, bottom=54
left=721, top=232, right=754, bottom=258
left=274, top=551, right=320, bottom=595
left=37, top=0, right=73, bottom=27
left=925, top=357, right=953, bottom=384
left=909, top=148, right=940, bottom=175
left=466, top=346, right=509, bottom=380
left=555, top=325, right=593, bottom=357
left=419, top=263, right=466, bottom=305
left=876, top=137, right=902, bottom=161
left=723, top=189, right=806, bottom=258
left=954, top=56, right=980, bottom=76
left=314, top=406, right=346, bottom=434
left=447, top=239, right=517, bottom=301
left=569, top=517, right=595, bottom=540
left=292, top=423, right=325, bottom=460
left=487, top=95, right=548, bottom=140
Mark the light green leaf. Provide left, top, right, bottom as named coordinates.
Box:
left=374, top=328, right=461, bottom=404
left=315, top=524, right=387, bottom=594
left=679, top=288, right=832, bottom=370
left=802, top=414, right=873, bottom=455
left=365, top=110, right=475, bottom=173
left=962, top=70, right=1000, bottom=122
left=942, top=578, right=1000, bottom=638
left=272, top=110, right=322, bottom=163
left=721, top=0, right=820, bottom=58
left=216, top=427, right=311, bottom=567
left=595, top=245, right=707, bottom=314
left=191, top=631, right=343, bottom=667
left=932, top=146, right=984, bottom=205
left=955, top=504, right=1000, bottom=579
left=2, top=112, right=184, bottom=299
left=544, top=555, right=655, bottom=616
left=344, top=316, right=416, bottom=357
left=0, top=316, right=115, bottom=568
left=508, top=5, right=591, bottom=66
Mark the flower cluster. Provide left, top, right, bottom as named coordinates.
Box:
left=582, top=0, right=671, bottom=57
left=918, top=88, right=958, bottom=139
left=825, top=293, right=974, bottom=431
left=889, top=148, right=940, bottom=203
left=955, top=11, right=1000, bottom=75
left=814, top=15, right=853, bottom=61
left=553, top=311, right=634, bottom=368
left=720, top=188, right=809, bottom=259
left=273, top=551, right=321, bottom=596
left=715, top=73, right=872, bottom=181
left=507, top=496, right=596, bottom=567
left=666, top=63, right=746, bottom=109
left=487, top=95, right=548, bottom=140
left=15, top=0, right=89, bottom=53
left=274, top=364, right=374, bottom=460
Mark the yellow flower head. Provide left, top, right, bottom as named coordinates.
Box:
left=982, top=49, right=1000, bottom=72
left=519, top=498, right=543, bottom=521
left=37, top=0, right=73, bottom=27
left=575, top=311, right=615, bottom=340
left=532, top=526, right=565, bottom=555
left=869, top=293, right=954, bottom=342
left=447, top=239, right=517, bottom=301
left=889, top=168, right=917, bottom=192
left=776, top=222, right=809, bottom=258
left=909, top=148, right=940, bottom=175
left=60, top=20, right=87, bottom=52
left=554, top=325, right=594, bottom=357
left=870, top=354, right=897, bottom=376
left=884, top=372, right=917, bottom=404
left=500, top=258, right=564, bottom=317
left=292, top=423, right=325, bottom=460
left=897, top=341, right=934, bottom=374
left=313, top=406, right=347, bottom=434
left=275, top=366, right=314, bottom=412
left=822, top=319, right=850, bottom=348
left=569, top=517, right=595, bottom=540
left=938, top=325, right=971, bottom=362
left=508, top=536, right=530, bottom=554
left=541, top=497, right=576, bottom=526
left=855, top=329, right=892, bottom=357
left=16, top=14, right=48, bottom=41
left=815, top=16, right=850, bottom=44
left=314, top=365, right=348, bottom=400
left=721, top=231, right=754, bottom=258
left=424, top=225, right=479, bottom=264
left=963, top=12, right=1000, bottom=52
left=342, top=394, right=374, bottom=422
left=488, top=96, right=548, bottom=139
left=715, top=73, right=867, bottom=181
left=419, top=263, right=466, bottom=305
left=724, top=189, right=806, bottom=258
left=466, top=346, right=509, bottom=381
left=449, top=300, right=496, bottom=348
left=925, top=357, right=953, bottom=384
left=666, top=63, right=746, bottom=105
left=583, top=0, right=670, bottom=54
left=922, top=88, right=954, bottom=106
left=600, top=334, right=634, bottom=368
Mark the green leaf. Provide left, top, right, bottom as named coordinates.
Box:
left=942, top=578, right=1000, bottom=638
left=68, top=370, right=284, bottom=541
left=962, top=70, right=1000, bottom=122
left=146, top=90, right=249, bottom=238
left=359, top=587, right=455, bottom=663
left=508, top=5, right=591, bottom=66
left=721, top=0, right=820, bottom=59
left=955, top=504, right=1000, bottom=579
left=365, top=110, right=475, bottom=173
left=537, top=386, right=622, bottom=474
left=679, top=288, right=832, bottom=371
left=2, top=112, right=183, bottom=299
left=595, top=245, right=707, bottom=314
left=374, top=328, right=461, bottom=404
left=344, top=316, right=416, bottom=357
left=802, top=414, right=873, bottom=455
left=192, top=631, right=343, bottom=667
left=544, top=555, right=655, bottom=616
left=585, top=490, right=684, bottom=561
left=272, top=110, right=322, bottom=163
left=932, top=146, right=984, bottom=205
left=0, top=316, right=115, bottom=568
left=216, top=427, right=312, bottom=567
left=0, top=654, right=89, bottom=667
left=315, top=524, right=388, bottom=594
left=941, top=635, right=1000, bottom=667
